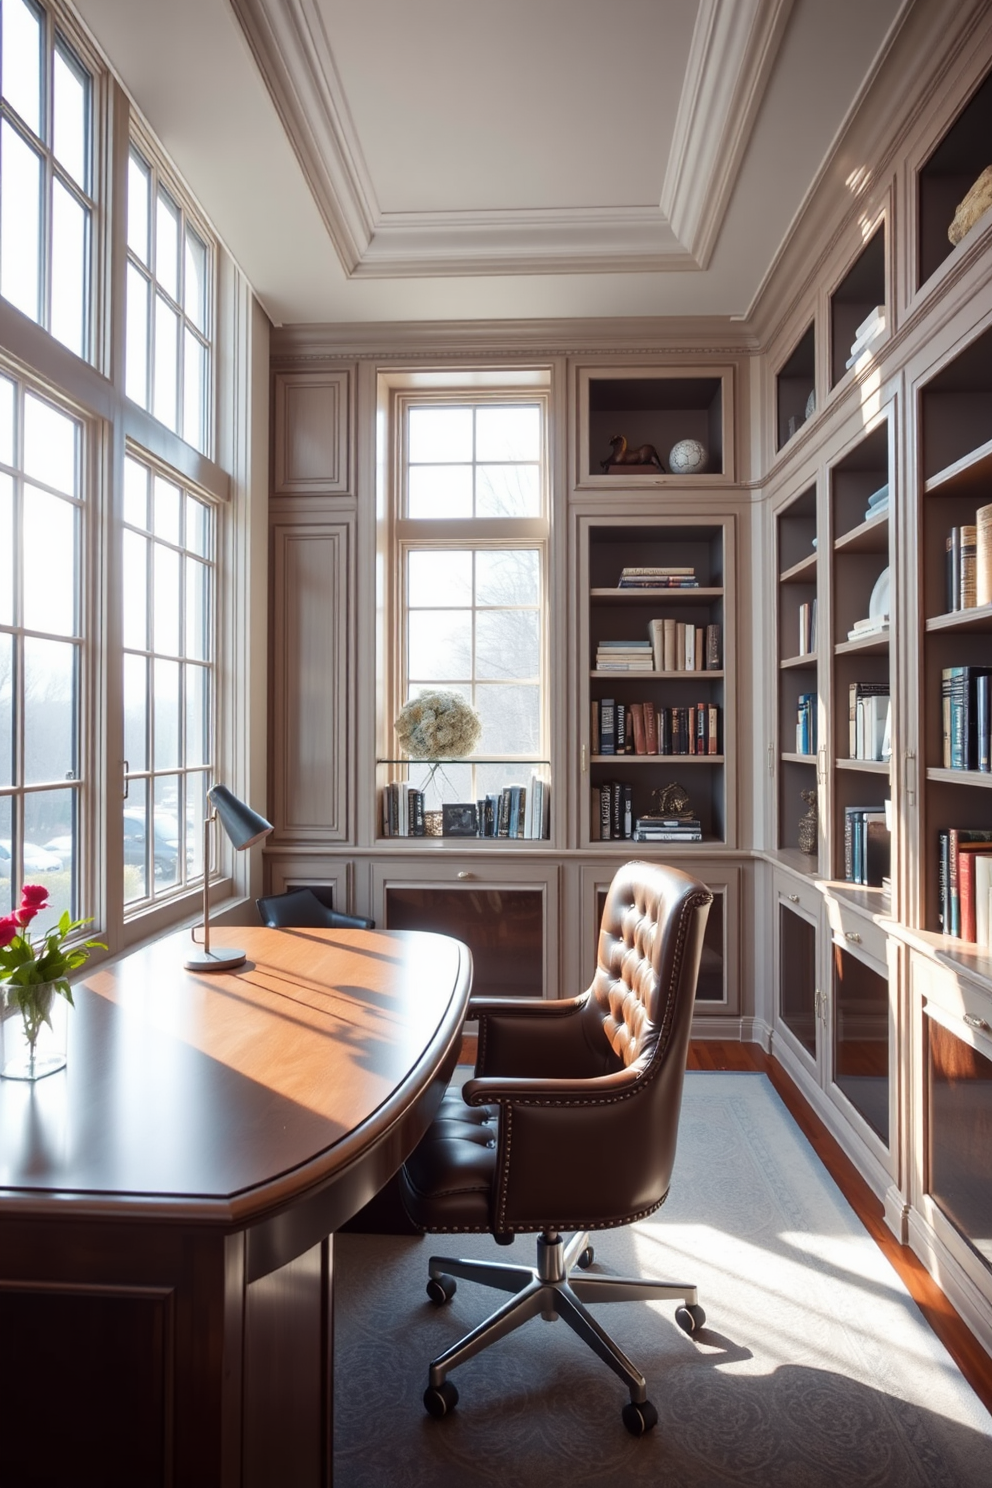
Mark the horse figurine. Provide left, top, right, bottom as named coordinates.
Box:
left=601, top=433, right=666, bottom=472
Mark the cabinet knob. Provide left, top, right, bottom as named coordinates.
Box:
left=964, top=1013, right=990, bottom=1032
left=456, top=871, right=473, bottom=880
left=845, top=931, right=862, bottom=944
left=788, top=893, right=799, bottom=903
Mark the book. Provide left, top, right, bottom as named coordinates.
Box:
left=849, top=682, right=889, bottom=759
left=616, top=702, right=628, bottom=754
left=630, top=701, right=647, bottom=754
left=619, top=566, right=694, bottom=577
left=961, top=524, right=977, bottom=608
left=705, top=623, right=722, bottom=669
left=976, top=854, right=992, bottom=948
left=946, top=829, right=992, bottom=937
left=947, top=527, right=961, bottom=613
left=979, top=673, right=991, bottom=773
left=643, top=703, right=658, bottom=755
left=977, top=502, right=992, bottom=608
left=600, top=698, right=616, bottom=755
left=942, top=667, right=992, bottom=769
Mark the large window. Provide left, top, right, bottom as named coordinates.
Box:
left=0, top=0, right=94, bottom=359
left=122, top=452, right=215, bottom=911
left=125, top=141, right=212, bottom=454
left=0, top=368, right=84, bottom=921
left=395, top=396, right=548, bottom=810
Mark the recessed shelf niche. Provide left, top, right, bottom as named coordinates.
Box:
left=830, top=227, right=886, bottom=388
left=585, top=374, right=724, bottom=479
left=776, top=324, right=815, bottom=450
left=918, top=65, right=992, bottom=288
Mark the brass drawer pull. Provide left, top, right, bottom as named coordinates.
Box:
left=456, top=871, right=473, bottom=881
left=964, top=1014, right=990, bottom=1032
left=845, top=931, right=862, bottom=944
left=788, top=893, right=799, bottom=903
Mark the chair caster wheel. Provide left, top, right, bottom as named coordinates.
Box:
left=622, top=1399, right=658, bottom=1436
left=675, top=1303, right=706, bottom=1335
left=577, top=1245, right=595, bottom=1269
left=426, top=1274, right=457, bottom=1305
left=423, top=1379, right=459, bottom=1418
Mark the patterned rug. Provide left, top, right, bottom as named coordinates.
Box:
left=334, top=1072, right=992, bottom=1487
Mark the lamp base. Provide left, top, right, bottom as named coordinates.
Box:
left=183, top=947, right=247, bottom=972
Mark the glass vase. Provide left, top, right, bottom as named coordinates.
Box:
left=0, top=981, right=68, bottom=1080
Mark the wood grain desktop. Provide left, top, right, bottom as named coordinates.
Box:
left=0, top=925, right=472, bottom=1488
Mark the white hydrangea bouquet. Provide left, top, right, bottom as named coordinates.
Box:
left=395, top=689, right=482, bottom=759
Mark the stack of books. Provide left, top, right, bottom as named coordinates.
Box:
left=593, top=781, right=633, bottom=840
left=617, top=566, right=699, bottom=589
left=946, top=524, right=977, bottom=611
left=849, top=682, right=891, bottom=761
left=594, top=639, right=654, bottom=671
left=647, top=618, right=721, bottom=671
left=846, top=305, right=886, bottom=369
left=847, top=614, right=889, bottom=642
left=796, top=691, right=817, bottom=754
left=845, top=803, right=890, bottom=886
left=979, top=503, right=992, bottom=607
left=864, top=482, right=889, bottom=523
left=631, top=815, right=702, bottom=844
left=798, top=599, right=817, bottom=655
left=938, top=828, right=992, bottom=941
left=593, top=700, right=719, bottom=756
left=941, top=667, right=992, bottom=771
left=381, top=783, right=426, bottom=837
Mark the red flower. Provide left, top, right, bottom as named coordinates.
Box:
left=20, top=884, right=49, bottom=905
left=0, top=914, right=19, bottom=948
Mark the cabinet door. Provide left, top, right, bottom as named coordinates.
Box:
left=371, top=858, right=559, bottom=1000
left=774, top=880, right=821, bottom=1077
left=826, top=923, right=894, bottom=1168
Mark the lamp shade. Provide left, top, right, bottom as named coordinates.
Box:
left=207, top=784, right=272, bottom=851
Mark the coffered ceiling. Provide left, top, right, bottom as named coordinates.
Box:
left=74, top=0, right=909, bottom=325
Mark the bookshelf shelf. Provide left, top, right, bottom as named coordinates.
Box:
left=590, top=669, right=724, bottom=680
left=836, top=758, right=891, bottom=775
left=835, top=632, right=890, bottom=656
left=925, top=604, right=992, bottom=634
left=591, top=754, right=725, bottom=766
left=588, top=586, right=724, bottom=603
left=780, top=553, right=817, bottom=583
left=926, top=767, right=992, bottom=789
left=922, top=435, right=992, bottom=497
left=834, top=511, right=889, bottom=554
left=781, top=752, right=817, bottom=765
left=780, top=653, right=817, bottom=670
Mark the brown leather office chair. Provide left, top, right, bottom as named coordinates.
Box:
left=400, top=860, right=713, bottom=1435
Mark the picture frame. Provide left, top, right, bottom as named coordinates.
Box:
left=442, top=803, right=479, bottom=837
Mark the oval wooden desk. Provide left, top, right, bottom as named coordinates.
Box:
left=0, top=925, right=471, bottom=1488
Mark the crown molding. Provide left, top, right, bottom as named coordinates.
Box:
left=270, top=315, right=759, bottom=364
left=230, top=0, right=790, bottom=279
left=661, top=0, right=794, bottom=269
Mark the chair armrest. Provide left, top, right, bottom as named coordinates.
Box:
left=470, top=994, right=614, bottom=1079
left=462, top=1066, right=638, bottom=1107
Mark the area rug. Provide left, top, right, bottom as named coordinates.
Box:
left=333, top=1072, right=992, bottom=1487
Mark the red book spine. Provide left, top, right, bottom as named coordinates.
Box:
left=630, top=701, right=647, bottom=754
left=644, top=704, right=658, bottom=755
left=960, top=850, right=977, bottom=942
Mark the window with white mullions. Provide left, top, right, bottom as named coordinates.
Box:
left=0, top=368, right=84, bottom=924
left=125, top=143, right=212, bottom=455
left=0, top=0, right=94, bottom=359
left=121, top=452, right=215, bottom=912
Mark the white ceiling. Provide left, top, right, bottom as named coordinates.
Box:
left=74, top=0, right=909, bottom=326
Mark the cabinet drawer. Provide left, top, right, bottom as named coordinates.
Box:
left=825, top=895, right=888, bottom=969
left=912, top=948, right=992, bottom=1042
left=773, top=870, right=820, bottom=922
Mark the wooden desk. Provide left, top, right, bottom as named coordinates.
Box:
left=0, top=925, right=471, bottom=1488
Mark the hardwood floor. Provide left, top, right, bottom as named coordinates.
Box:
left=687, top=1040, right=992, bottom=1415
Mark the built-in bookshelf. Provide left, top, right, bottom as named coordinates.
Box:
left=775, top=483, right=819, bottom=863
left=919, top=324, right=992, bottom=945
left=776, top=324, right=816, bottom=451
left=581, top=517, right=734, bottom=847
left=829, top=225, right=886, bottom=388
left=576, top=367, right=730, bottom=485
left=918, top=64, right=992, bottom=289
left=829, top=422, right=892, bottom=889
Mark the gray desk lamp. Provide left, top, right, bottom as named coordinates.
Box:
left=184, top=784, right=273, bottom=971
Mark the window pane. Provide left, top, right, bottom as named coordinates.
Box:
left=0, top=473, right=12, bottom=625
left=23, top=392, right=76, bottom=494
left=186, top=770, right=207, bottom=876
left=23, top=636, right=75, bottom=784
left=183, top=327, right=205, bottom=450
left=125, top=263, right=149, bottom=405
left=1, top=120, right=42, bottom=321
left=123, top=652, right=147, bottom=772
left=408, top=610, right=472, bottom=681
left=476, top=548, right=540, bottom=606
left=23, top=486, right=76, bottom=636
left=52, top=42, right=89, bottom=190
left=122, top=529, right=147, bottom=649
left=185, top=557, right=209, bottom=661
left=184, top=227, right=207, bottom=331
left=24, top=786, right=74, bottom=923
left=475, top=683, right=540, bottom=753
left=153, top=293, right=179, bottom=429
left=186, top=664, right=208, bottom=766
left=476, top=609, right=540, bottom=680
left=2, top=0, right=42, bottom=135
left=50, top=178, right=88, bottom=357
left=123, top=455, right=149, bottom=529
left=475, top=405, right=540, bottom=462
left=0, top=374, right=14, bottom=464
left=127, top=150, right=150, bottom=263
left=155, top=188, right=180, bottom=301
left=153, top=657, right=180, bottom=769
left=408, top=463, right=472, bottom=518
left=409, top=407, right=472, bottom=463
left=0, top=630, right=11, bottom=785
left=123, top=782, right=147, bottom=903
left=186, top=494, right=209, bottom=557
left=476, top=463, right=540, bottom=517
left=153, top=543, right=181, bottom=654
left=408, top=550, right=472, bottom=608
left=154, top=775, right=180, bottom=888
left=153, top=474, right=181, bottom=543
left=0, top=792, right=11, bottom=912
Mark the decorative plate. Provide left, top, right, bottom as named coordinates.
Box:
left=868, top=566, right=890, bottom=620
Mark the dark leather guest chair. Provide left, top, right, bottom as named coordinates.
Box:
left=399, top=859, right=712, bottom=1436
left=256, top=887, right=374, bottom=931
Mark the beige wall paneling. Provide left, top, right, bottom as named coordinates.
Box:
left=369, top=856, right=560, bottom=1002
left=261, top=851, right=354, bottom=915
left=270, top=514, right=352, bottom=841
left=273, top=368, right=353, bottom=495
